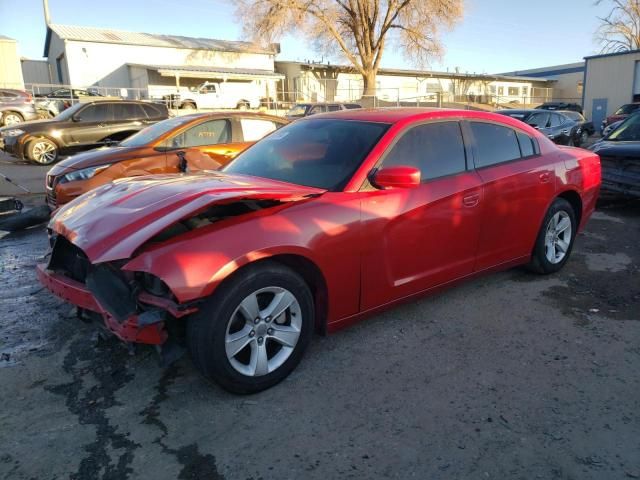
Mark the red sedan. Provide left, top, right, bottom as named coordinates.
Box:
left=38, top=108, right=601, bottom=393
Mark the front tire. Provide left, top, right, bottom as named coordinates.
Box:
left=27, top=138, right=58, bottom=165
left=187, top=261, right=314, bottom=394
left=528, top=198, right=577, bottom=274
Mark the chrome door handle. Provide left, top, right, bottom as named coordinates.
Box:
left=463, top=193, right=480, bottom=207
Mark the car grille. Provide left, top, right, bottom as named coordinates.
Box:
left=48, top=235, right=90, bottom=283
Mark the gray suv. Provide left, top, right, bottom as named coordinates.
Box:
left=0, top=89, right=39, bottom=126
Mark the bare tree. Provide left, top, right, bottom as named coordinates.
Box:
left=236, top=0, right=463, bottom=97
left=596, top=0, right=640, bottom=52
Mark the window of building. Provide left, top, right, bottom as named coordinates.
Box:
left=508, top=86, right=520, bottom=96
left=497, top=86, right=504, bottom=96
left=56, top=54, right=65, bottom=84
left=382, top=122, right=467, bottom=180
left=522, top=86, right=529, bottom=96
left=469, top=122, right=521, bottom=168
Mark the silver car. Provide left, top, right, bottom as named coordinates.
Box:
left=0, top=89, right=39, bottom=126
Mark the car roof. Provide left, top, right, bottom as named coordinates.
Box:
left=302, top=107, right=540, bottom=125
left=163, top=111, right=288, bottom=122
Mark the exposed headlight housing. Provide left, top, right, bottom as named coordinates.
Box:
left=59, top=164, right=111, bottom=184
left=1, top=128, right=25, bottom=137
left=136, top=272, right=171, bottom=297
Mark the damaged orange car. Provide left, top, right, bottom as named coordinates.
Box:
left=45, top=112, right=288, bottom=208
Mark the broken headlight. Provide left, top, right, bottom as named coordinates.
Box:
left=59, top=164, right=111, bottom=184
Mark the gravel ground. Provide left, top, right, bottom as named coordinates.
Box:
left=0, top=195, right=638, bottom=480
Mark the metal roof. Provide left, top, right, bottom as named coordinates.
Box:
left=45, top=24, right=278, bottom=56
left=584, top=48, right=640, bottom=61
left=130, top=64, right=285, bottom=80
left=275, top=61, right=553, bottom=83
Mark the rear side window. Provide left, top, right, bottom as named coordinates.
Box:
left=527, top=112, right=550, bottom=129
left=309, top=105, right=326, bottom=115
left=516, top=131, right=535, bottom=157
left=112, top=103, right=146, bottom=120
left=470, top=122, right=521, bottom=168
left=169, top=119, right=231, bottom=148
left=550, top=114, right=563, bottom=127
left=382, top=121, right=467, bottom=181
left=142, top=103, right=165, bottom=118
left=240, top=118, right=278, bottom=142
left=328, top=104, right=341, bottom=112
left=79, top=103, right=112, bottom=122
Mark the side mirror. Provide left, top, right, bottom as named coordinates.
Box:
left=71, top=115, right=82, bottom=122
left=372, top=166, right=421, bottom=189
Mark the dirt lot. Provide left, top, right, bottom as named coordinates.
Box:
left=0, top=175, right=639, bottom=478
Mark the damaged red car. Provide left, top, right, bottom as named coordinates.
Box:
left=37, top=108, right=601, bottom=393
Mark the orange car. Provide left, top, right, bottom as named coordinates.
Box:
left=45, top=112, right=288, bottom=208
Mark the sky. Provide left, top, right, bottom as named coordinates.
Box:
left=0, top=0, right=613, bottom=74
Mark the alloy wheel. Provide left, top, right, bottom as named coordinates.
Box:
left=31, top=141, right=56, bottom=164
left=544, top=211, right=572, bottom=264
left=3, top=113, right=22, bottom=126
left=225, top=286, right=302, bottom=377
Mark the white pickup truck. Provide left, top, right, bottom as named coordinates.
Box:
left=173, top=81, right=261, bottom=110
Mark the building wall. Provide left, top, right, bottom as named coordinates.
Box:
left=58, top=36, right=275, bottom=87
left=21, top=59, right=55, bottom=87
left=583, top=51, right=640, bottom=121
left=0, top=38, right=25, bottom=89
left=46, top=33, right=69, bottom=85
left=503, top=63, right=585, bottom=102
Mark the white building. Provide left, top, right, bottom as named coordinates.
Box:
left=0, top=36, right=25, bottom=90
left=502, top=62, right=585, bottom=104
left=276, top=61, right=554, bottom=107
left=42, top=24, right=284, bottom=99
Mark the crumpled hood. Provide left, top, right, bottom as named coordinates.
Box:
left=48, top=146, right=143, bottom=175
left=50, top=172, right=325, bottom=263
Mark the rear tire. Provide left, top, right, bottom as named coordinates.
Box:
left=236, top=101, right=250, bottom=111
left=187, top=261, right=314, bottom=394
left=181, top=102, right=196, bottom=110
left=527, top=198, right=577, bottom=274
left=27, top=138, right=58, bottom=165
left=2, top=111, right=23, bottom=126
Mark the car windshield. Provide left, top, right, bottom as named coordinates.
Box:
left=52, top=102, right=84, bottom=121
left=615, top=104, right=640, bottom=115
left=224, top=118, right=390, bottom=190
left=286, top=105, right=309, bottom=117
left=120, top=116, right=196, bottom=147
left=608, top=114, right=640, bottom=141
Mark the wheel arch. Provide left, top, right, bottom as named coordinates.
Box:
left=199, top=252, right=329, bottom=335
left=556, top=189, right=583, bottom=229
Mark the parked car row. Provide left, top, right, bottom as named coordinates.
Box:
left=497, top=109, right=594, bottom=147
left=32, top=106, right=601, bottom=394
left=0, top=89, right=40, bottom=126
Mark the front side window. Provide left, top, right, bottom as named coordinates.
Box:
left=225, top=119, right=389, bottom=190
left=470, top=122, right=521, bottom=168
left=608, top=114, right=640, bottom=141
left=381, top=122, right=466, bottom=181
left=309, top=105, right=327, bottom=115
left=120, top=116, right=195, bottom=147
left=169, top=119, right=231, bottom=148
left=78, top=103, right=112, bottom=122
left=615, top=104, right=640, bottom=115
left=240, top=118, right=278, bottom=142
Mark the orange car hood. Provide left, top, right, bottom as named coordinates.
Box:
left=50, top=172, right=325, bottom=263
left=49, top=146, right=146, bottom=175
